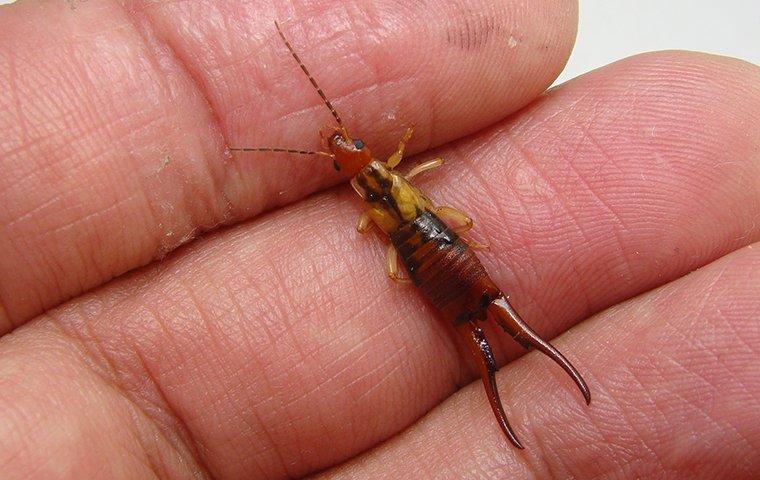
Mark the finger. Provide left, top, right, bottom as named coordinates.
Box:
left=423, top=50, right=760, bottom=351
left=0, top=0, right=578, bottom=331
left=1, top=51, right=759, bottom=480
left=316, top=244, right=760, bottom=480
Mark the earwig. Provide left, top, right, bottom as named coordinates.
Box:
left=230, top=22, right=590, bottom=449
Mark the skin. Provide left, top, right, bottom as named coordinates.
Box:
left=0, top=1, right=758, bottom=479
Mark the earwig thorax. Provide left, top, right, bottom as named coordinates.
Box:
left=351, top=160, right=433, bottom=234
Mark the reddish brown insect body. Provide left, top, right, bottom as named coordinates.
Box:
left=390, top=210, right=590, bottom=447
left=392, top=211, right=497, bottom=323
left=230, top=22, right=591, bottom=449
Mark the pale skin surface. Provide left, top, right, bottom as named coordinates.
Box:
left=1, top=1, right=759, bottom=479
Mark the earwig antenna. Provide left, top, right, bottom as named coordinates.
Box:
left=228, top=147, right=334, bottom=157
left=274, top=21, right=347, bottom=135
left=229, top=23, right=348, bottom=159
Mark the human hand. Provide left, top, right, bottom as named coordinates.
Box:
left=1, top=1, right=758, bottom=479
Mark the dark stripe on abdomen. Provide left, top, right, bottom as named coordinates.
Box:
left=390, top=211, right=500, bottom=323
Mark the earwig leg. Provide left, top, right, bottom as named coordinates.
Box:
left=488, top=297, right=591, bottom=405
left=406, top=158, right=444, bottom=179
left=387, top=244, right=411, bottom=284
left=436, top=206, right=490, bottom=251
left=386, top=125, right=415, bottom=169
left=357, top=211, right=373, bottom=234
left=457, top=321, right=525, bottom=449
left=436, top=206, right=473, bottom=232
left=460, top=237, right=490, bottom=251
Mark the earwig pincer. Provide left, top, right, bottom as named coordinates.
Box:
left=230, top=22, right=591, bottom=449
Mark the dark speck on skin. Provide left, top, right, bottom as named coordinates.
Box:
left=445, top=13, right=502, bottom=51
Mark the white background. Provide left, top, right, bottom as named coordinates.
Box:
left=556, top=0, right=760, bottom=84
left=1, top=0, right=758, bottom=82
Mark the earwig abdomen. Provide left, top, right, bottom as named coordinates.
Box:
left=391, top=211, right=501, bottom=324
left=391, top=209, right=590, bottom=448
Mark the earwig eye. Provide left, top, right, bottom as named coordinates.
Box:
left=333, top=160, right=342, bottom=171
left=353, top=139, right=365, bottom=150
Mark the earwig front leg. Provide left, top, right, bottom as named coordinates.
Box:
left=386, top=125, right=415, bottom=169
left=386, top=244, right=411, bottom=284
left=406, top=158, right=444, bottom=179
left=436, top=206, right=490, bottom=251
left=357, top=211, right=373, bottom=234
left=457, top=321, right=524, bottom=449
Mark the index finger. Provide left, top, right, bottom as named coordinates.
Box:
left=0, top=0, right=579, bottom=331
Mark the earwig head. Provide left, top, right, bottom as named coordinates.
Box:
left=327, top=128, right=373, bottom=176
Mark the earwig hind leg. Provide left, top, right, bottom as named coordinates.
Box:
left=436, top=206, right=490, bottom=251
left=488, top=297, right=591, bottom=405
left=456, top=321, right=525, bottom=449
left=436, top=206, right=473, bottom=231
left=405, top=158, right=444, bottom=180
left=460, top=237, right=490, bottom=251
left=357, top=211, right=373, bottom=234
left=386, top=125, right=415, bottom=169
left=386, top=244, right=411, bottom=284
